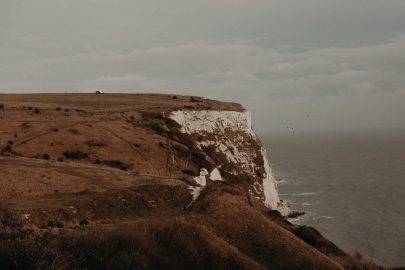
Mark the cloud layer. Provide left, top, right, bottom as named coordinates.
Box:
left=1, top=0, right=405, bottom=132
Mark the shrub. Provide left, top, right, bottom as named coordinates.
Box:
left=140, top=111, right=165, bottom=121
left=34, top=108, right=40, bottom=114
left=42, top=154, right=50, bottom=160
left=1, top=145, right=12, bottom=155
left=54, top=221, right=64, bottom=228
left=45, top=221, right=63, bottom=228
left=0, top=104, right=4, bottom=110
left=86, top=140, right=106, bottom=147
left=68, top=129, right=79, bottom=135
left=103, top=160, right=132, bottom=171
left=0, top=205, right=23, bottom=230
left=182, top=169, right=197, bottom=176
left=159, top=142, right=166, bottom=148
left=21, top=122, right=30, bottom=129
left=56, top=107, right=61, bottom=111
left=79, top=219, right=89, bottom=226
left=63, top=151, right=88, bottom=160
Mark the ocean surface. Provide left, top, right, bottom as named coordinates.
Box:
left=261, top=129, right=405, bottom=267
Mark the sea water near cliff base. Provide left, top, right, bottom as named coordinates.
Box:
left=262, top=129, right=405, bottom=267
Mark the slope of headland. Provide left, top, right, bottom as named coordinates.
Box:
left=0, top=93, right=388, bottom=269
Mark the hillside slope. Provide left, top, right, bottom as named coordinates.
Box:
left=0, top=94, right=386, bottom=269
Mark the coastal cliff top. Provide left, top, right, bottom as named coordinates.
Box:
left=0, top=93, right=244, bottom=112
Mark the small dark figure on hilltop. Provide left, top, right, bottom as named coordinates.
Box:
left=190, top=96, right=199, bottom=102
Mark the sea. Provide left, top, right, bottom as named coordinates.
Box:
left=261, top=128, right=405, bottom=267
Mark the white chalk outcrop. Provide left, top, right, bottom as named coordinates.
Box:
left=170, top=109, right=288, bottom=214
left=209, top=167, right=223, bottom=181
left=194, top=168, right=209, bottom=186
left=186, top=185, right=204, bottom=208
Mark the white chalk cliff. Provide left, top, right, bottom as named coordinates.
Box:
left=170, top=109, right=288, bottom=214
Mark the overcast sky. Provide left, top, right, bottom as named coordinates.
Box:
left=1, top=0, right=405, bottom=133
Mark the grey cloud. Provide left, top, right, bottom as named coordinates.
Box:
left=72, top=37, right=405, bottom=97
left=1, top=0, right=405, bottom=132
left=2, top=37, right=405, bottom=102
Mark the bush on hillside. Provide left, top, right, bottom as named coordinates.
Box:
left=63, top=151, right=88, bottom=160
left=103, top=160, right=132, bottom=171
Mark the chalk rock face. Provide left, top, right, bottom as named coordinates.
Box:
left=193, top=168, right=209, bottom=186
left=170, top=110, right=286, bottom=212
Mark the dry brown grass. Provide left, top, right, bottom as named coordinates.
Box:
left=0, top=184, right=390, bottom=270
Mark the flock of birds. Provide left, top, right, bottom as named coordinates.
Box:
left=285, top=114, right=310, bottom=132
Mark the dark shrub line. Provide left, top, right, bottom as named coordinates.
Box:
left=63, top=151, right=88, bottom=160
left=99, top=160, right=132, bottom=171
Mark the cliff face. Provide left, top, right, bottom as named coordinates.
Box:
left=170, top=109, right=285, bottom=213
